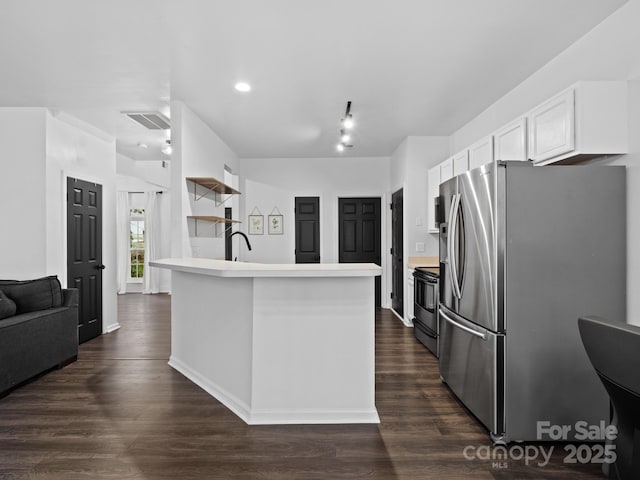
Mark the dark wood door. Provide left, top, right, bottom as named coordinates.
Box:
left=295, top=197, right=320, bottom=263
left=67, top=177, right=103, bottom=344
left=338, top=198, right=382, bottom=308
left=391, top=189, right=403, bottom=316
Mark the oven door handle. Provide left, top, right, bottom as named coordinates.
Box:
left=439, top=309, right=486, bottom=340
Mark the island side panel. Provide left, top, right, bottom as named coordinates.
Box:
left=169, top=271, right=254, bottom=421
left=250, top=276, right=379, bottom=424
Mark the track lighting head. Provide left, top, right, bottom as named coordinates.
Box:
left=341, top=101, right=354, bottom=129
left=337, top=101, right=355, bottom=152
left=341, top=115, right=354, bottom=130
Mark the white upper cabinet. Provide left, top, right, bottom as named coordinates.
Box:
left=494, top=117, right=527, bottom=162
left=468, top=136, right=494, bottom=170
left=527, top=89, right=574, bottom=163
left=440, top=157, right=454, bottom=183
left=527, top=81, right=627, bottom=165
left=452, top=150, right=469, bottom=176
left=427, top=165, right=440, bottom=234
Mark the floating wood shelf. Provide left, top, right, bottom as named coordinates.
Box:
left=188, top=215, right=241, bottom=237
left=186, top=177, right=241, bottom=202
left=187, top=215, right=241, bottom=224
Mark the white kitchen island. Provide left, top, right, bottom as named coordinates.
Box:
left=149, top=258, right=382, bottom=425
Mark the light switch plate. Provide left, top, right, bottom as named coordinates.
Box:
left=416, top=242, right=425, bottom=252
left=415, top=216, right=423, bottom=226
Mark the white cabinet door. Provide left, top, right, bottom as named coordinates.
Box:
left=427, top=165, right=440, bottom=234
left=527, top=89, right=575, bottom=163
left=468, top=136, right=494, bottom=170
left=440, top=157, right=454, bottom=183
left=494, top=117, right=527, bottom=162
left=453, top=150, right=469, bottom=176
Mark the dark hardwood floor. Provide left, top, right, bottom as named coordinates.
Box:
left=0, top=294, right=605, bottom=479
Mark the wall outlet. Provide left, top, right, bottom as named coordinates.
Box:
left=415, top=242, right=425, bottom=252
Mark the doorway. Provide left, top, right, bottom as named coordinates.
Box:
left=295, top=197, right=320, bottom=263
left=391, top=189, right=403, bottom=317
left=338, top=197, right=382, bottom=308
left=67, top=177, right=104, bottom=343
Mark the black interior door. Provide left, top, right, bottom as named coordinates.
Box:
left=67, top=177, right=103, bottom=344
left=225, top=207, right=232, bottom=261
left=391, top=189, right=403, bottom=316
left=338, top=198, right=381, bottom=308
left=295, top=197, right=320, bottom=263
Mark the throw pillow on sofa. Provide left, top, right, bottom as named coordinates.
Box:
left=0, top=276, right=63, bottom=314
left=0, top=290, right=16, bottom=320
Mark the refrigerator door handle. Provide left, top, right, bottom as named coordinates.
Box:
left=440, top=308, right=486, bottom=340
left=448, top=194, right=462, bottom=299
left=447, top=194, right=457, bottom=297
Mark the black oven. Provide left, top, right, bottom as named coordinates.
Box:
left=413, top=267, right=439, bottom=357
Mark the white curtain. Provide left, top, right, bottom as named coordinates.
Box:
left=116, top=191, right=130, bottom=294
left=143, top=192, right=160, bottom=294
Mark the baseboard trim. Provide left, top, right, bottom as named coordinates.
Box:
left=168, top=356, right=252, bottom=423
left=390, top=308, right=413, bottom=327
left=104, top=323, right=121, bottom=334
left=247, top=408, right=380, bottom=425
left=169, top=356, right=380, bottom=425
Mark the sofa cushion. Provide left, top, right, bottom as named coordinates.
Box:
left=0, top=276, right=63, bottom=314
left=0, top=290, right=16, bottom=320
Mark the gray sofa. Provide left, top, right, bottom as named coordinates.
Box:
left=0, top=276, right=79, bottom=397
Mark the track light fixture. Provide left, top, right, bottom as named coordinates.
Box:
left=337, top=101, right=354, bottom=152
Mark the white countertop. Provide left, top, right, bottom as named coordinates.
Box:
left=150, top=258, right=382, bottom=278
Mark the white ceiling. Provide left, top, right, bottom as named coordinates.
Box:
left=0, top=0, right=628, bottom=160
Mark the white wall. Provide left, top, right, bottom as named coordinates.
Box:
left=451, top=0, right=640, bottom=152
left=448, top=0, right=640, bottom=324
left=389, top=136, right=449, bottom=320
left=170, top=101, right=239, bottom=260
left=0, top=108, right=119, bottom=332
left=116, top=154, right=170, bottom=189
left=405, top=137, right=450, bottom=257
left=45, top=111, right=119, bottom=333
left=239, top=156, right=390, bottom=262
left=0, top=108, right=47, bottom=278
left=238, top=155, right=390, bottom=300
left=390, top=136, right=449, bottom=258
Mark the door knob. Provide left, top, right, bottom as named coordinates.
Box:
left=96, top=264, right=106, bottom=270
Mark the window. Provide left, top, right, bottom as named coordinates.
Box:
left=129, top=209, right=145, bottom=281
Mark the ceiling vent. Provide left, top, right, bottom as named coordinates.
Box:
left=123, top=111, right=170, bottom=130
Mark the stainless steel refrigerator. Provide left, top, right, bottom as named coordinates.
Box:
left=438, top=161, right=626, bottom=443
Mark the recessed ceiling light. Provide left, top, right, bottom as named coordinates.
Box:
left=235, top=82, right=251, bottom=92
left=137, top=142, right=148, bottom=149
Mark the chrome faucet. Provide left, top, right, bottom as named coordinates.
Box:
left=229, top=231, right=252, bottom=252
